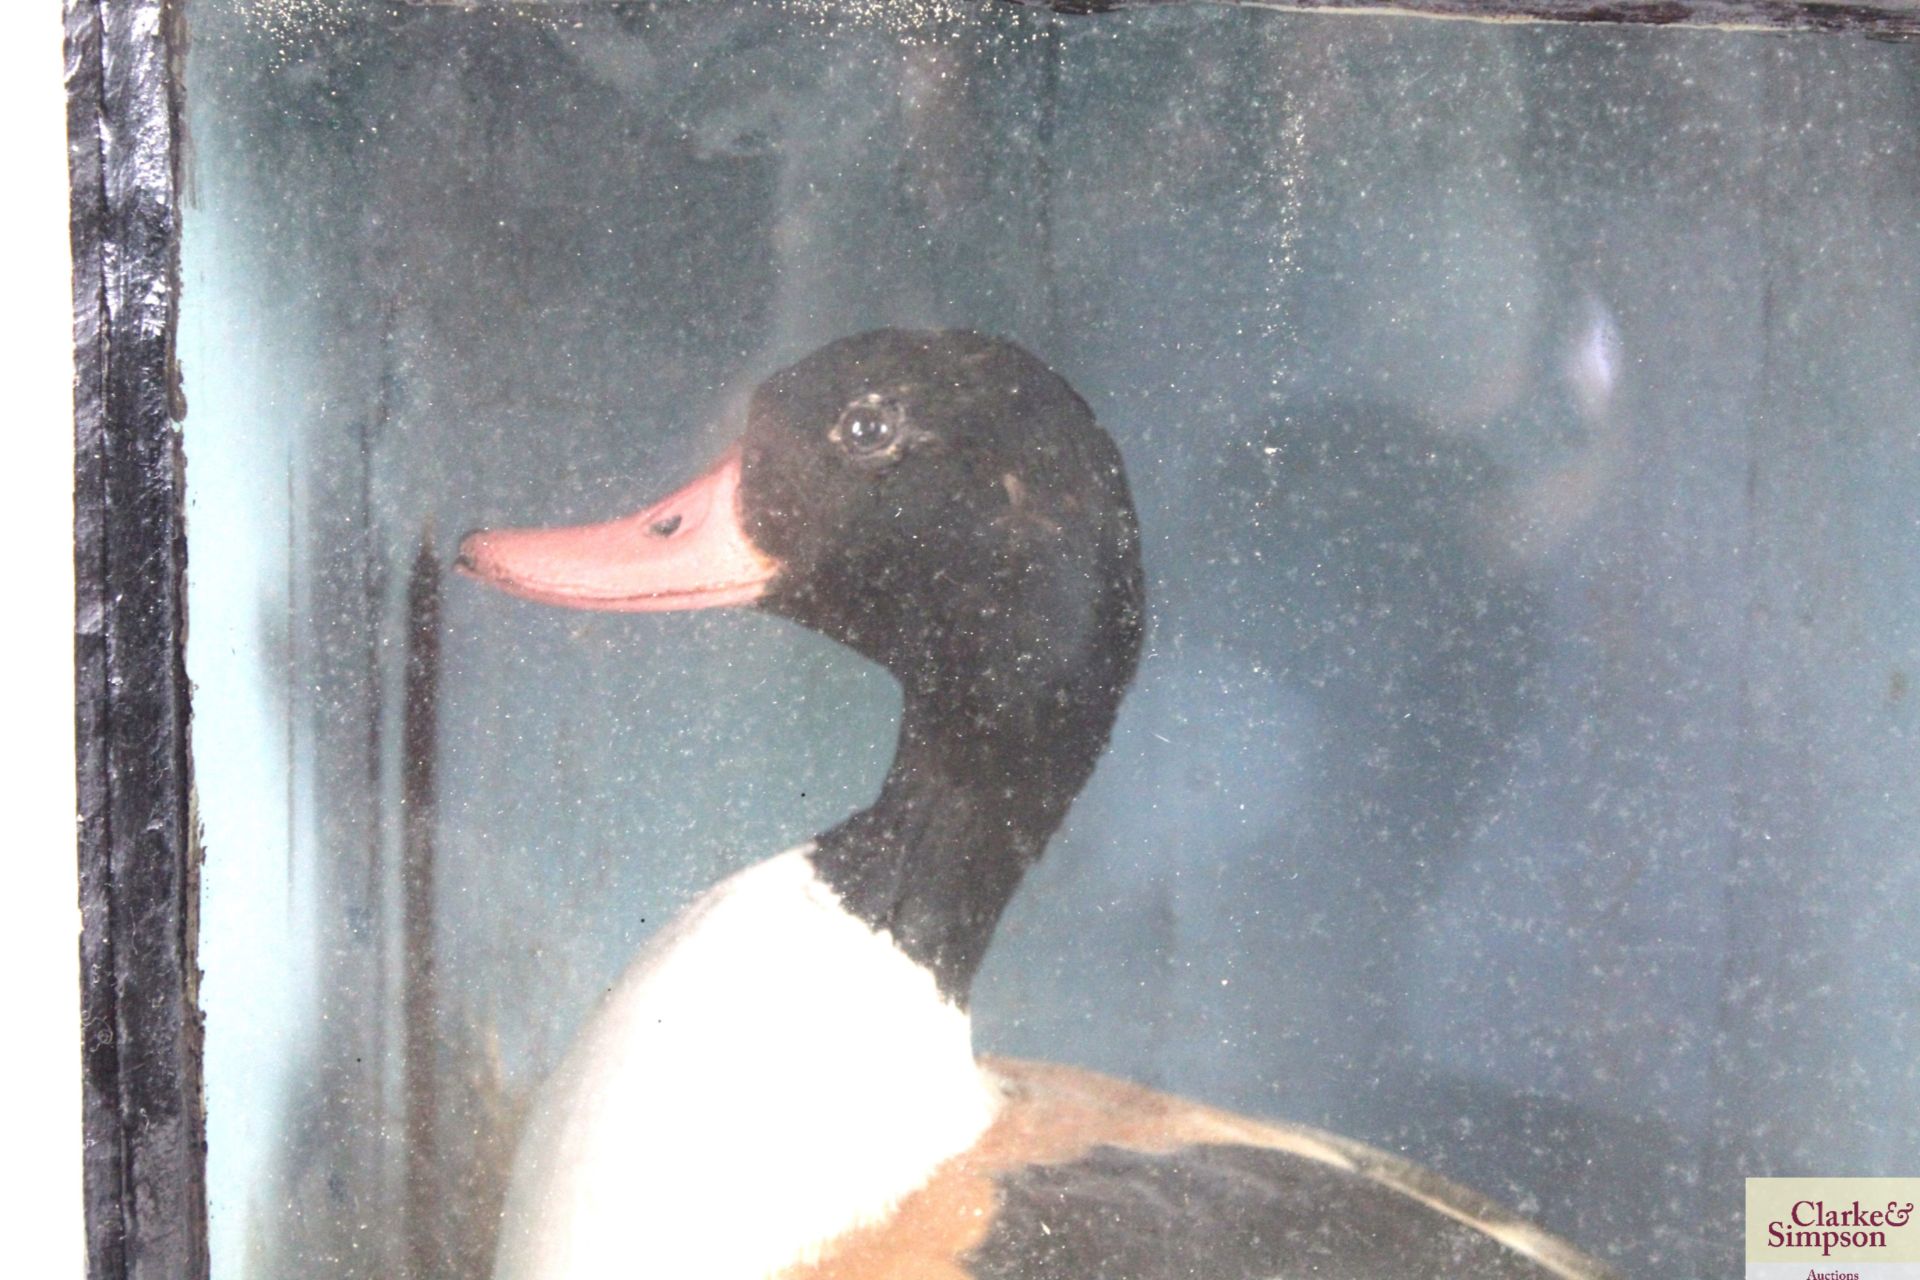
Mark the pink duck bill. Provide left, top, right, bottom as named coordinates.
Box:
left=455, top=445, right=779, bottom=612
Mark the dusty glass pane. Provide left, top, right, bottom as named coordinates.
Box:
left=180, top=1, right=1920, bottom=1276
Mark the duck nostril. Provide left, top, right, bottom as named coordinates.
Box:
left=649, top=513, right=683, bottom=538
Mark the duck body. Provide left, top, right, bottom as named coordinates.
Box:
left=460, top=330, right=1615, bottom=1280
left=493, top=842, right=1596, bottom=1280
left=494, top=847, right=1594, bottom=1280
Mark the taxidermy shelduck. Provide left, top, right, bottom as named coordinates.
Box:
left=457, top=329, right=1615, bottom=1280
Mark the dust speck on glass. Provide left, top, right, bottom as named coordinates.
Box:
left=179, top=0, right=1920, bottom=1276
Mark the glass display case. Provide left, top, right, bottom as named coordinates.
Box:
left=70, top=0, right=1920, bottom=1275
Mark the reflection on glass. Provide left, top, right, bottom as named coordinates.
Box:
left=180, top=2, right=1920, bottom=1276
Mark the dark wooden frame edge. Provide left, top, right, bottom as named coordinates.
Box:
left=994, top=0, right=1920, bottom=37
left=68, top=0, right=204, bottom=1276
left=409, top=0, right=1920, bottom=38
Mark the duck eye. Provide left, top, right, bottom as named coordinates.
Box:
left=833, top=398, right=903, bottom=460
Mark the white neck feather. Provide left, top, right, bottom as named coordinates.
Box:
left=492, top=847, right=999, bottom=1280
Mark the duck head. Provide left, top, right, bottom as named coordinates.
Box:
left=459, top=329, right=1144, bottom=1002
